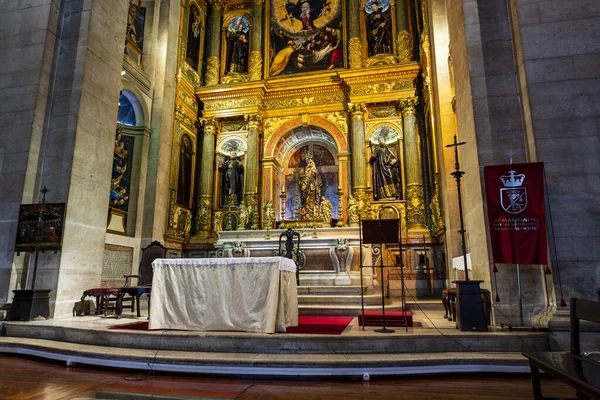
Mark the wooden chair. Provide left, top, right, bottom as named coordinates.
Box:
left=116, top=241, right=167, bottom=319
left=523, top=298, right=600, bottom=400
left=279, top=228, right=300, bottom=284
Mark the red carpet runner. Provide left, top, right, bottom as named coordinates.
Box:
left=110, top=316, right=353, bottom=335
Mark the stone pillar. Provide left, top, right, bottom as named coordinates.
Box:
left=395, top=0, right=412, bottom=62
left=205, top=0, right=223, bottom=85
left=244, top=114, right=261, bottom=230
left=400, top=97, right=426, bottom=231
left=196, top=118, right=218, bottom=235
left=348, top=0, right=362, bottom=69
left=248, top=0, right=263, bottom=80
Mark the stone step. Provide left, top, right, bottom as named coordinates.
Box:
left=0, top=337, right=532, bottom=376
left=299, top=304, right=406, bottom=316
left=1, top=320, right=549, bottom=355
left=297, top=285, right=366, bottom=296
left=298, top=294, right=381, bottom=306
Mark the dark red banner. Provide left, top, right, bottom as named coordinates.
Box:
left=484, top=162, right=547, bottom=265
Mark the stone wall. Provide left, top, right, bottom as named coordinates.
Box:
left=515, top=0, right=600, bottom=302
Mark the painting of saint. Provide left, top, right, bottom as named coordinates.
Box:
left=225, top=16, right=250, bottom=74
left=269, top=0, right=344, bottom=76
left=186, top=5, right=202, bottom=71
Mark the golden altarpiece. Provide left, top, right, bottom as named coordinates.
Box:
left=165, top=0, right=446, bottom=295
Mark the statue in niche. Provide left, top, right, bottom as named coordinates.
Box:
left=369, top=133, right=400, bottom=201
left=177, top=135, right=194, bottom=206
left=319, top=196, right=332, bottom=224
left=365, top=0, right=392, bottom=57
left=226, top=17, right=249, bottom=73
left=219, top=152, right=244, bottom=206
left=298, top=150, right=322, bottom=219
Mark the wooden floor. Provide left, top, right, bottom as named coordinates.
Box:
left=0, top=355, right=575, bottom=400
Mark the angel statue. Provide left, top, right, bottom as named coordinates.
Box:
left=347, top=194, right=359, bottom=226
left=319, top=196, right=332, bottom=225
left=282, top=0, right=331, bottom=31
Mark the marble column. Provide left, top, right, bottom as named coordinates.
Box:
left=400, top=97, right=426, bottom=230
left=205, top=0, right=223, bottom=85
left=248, top=0, right=263, bottom=80
left=244, top=114, right=261, bottom=230
left=348, top=0, right=362, bottom=69
left=196, top=118, right=218, bottom=235
left=395, top=0, right=412, bottom=62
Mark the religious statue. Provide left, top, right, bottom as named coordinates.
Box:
left=110, top=131, right=130, bottom=209
left=298, top=150, right=322, bottom=219
left=219, top=152, right=244, bottom=206
left=263, top=200, right=275, bottom=229
left=369, top=136, right=400, bottom=200
left=226, top=19, right=249, bottom=73
left=237, top=201, right=248, bottom=230
left=319, top=196, right=332, bottom=225
left=366, top=0, right=392, bottom=57
left=347, top=194, right=359, bottom=225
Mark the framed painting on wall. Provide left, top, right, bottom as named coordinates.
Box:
left=267, top=0, right=346, bottom=77
left=15, top=203, right=66, bottom=252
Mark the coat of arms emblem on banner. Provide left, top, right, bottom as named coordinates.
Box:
left=500, top=170, right=527, bottom=214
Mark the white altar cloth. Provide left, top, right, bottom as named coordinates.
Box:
left=148, top=257, right=298, bottom=333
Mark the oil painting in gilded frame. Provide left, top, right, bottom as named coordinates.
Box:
left=15, top=203, right=66, bottom=252
left=267, top=0, right=346, bottom=76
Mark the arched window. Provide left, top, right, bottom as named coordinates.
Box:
left=117, top=91, right=144, bottom=126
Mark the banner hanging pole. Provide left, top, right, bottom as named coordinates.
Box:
left=517, top=263, right=524, bottom=326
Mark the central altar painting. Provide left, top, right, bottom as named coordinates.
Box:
left=268, top=0, right=346, bottom=76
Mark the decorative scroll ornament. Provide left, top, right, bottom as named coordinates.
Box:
left=175, top=104, right=196, bottom=132
left=195, top=196, right=213, bottom=234
left=248, top=50, right=263, bottom=81
left=405, top=184, right=426, bottom=228
left=204, top=97, right=260, bottom=111
left=174, top=207, right=192, bottom=237
left=205, top=56, right=220, bottom=86
left=430, top=184, right=445, bottom=234
left=351, top=80, right=412, bottom=96
left=348, top=37, right=363, bottom=69
left=264, top=93, right=344, bottom=110
left=396, top=30, right=412, bottom=63
left=316, top=111, right=348, bottom=134
left=369, top=106, right=397, bottom=118
left=263, top=116, right=296, bottom=141
left=363, top=54, right=397, bottom=68
left=179, top=91, right=198, bottom=114
left=352, top=188, right=373, bottom=221
left=221, top=73, right=249, bottom=84
left=243, top=193, right=259, bottom=230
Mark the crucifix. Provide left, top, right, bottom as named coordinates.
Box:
left=39, top=186, right=49, bottom=203
left=445, top=135, right=470, bottom=281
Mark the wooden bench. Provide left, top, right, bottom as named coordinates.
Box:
left=523, top=298, right=600, bottom=400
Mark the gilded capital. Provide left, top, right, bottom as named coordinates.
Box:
left=245, top=113, right=262, bottom=130
left=200, top=117, right=218, bottom=135
left=252, top=0, right=264, bottom=5
left=208, top=0, right=225, bottom=12
left=399, top=97, right=418, bottom=116
left=348, top=103, right=367, bottom=120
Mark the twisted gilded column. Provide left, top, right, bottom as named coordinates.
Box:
left=400, top=97, right=426, bottom=230
left=205, top=0, right=223, bottom=86
left=196, top=118, right=218, bottom=235
left=395, top=0, right=412, bottom=62
left=348, top=0, right=362, bottom=69
left=248, top=0, right=263, bottom=80
left=244, top=114, right=261, bottom=229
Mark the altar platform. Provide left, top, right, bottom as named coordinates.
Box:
left=0, top=310, right=547, bottom=378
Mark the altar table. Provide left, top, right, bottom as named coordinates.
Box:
left=148, top=257, right=298, bottom=333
